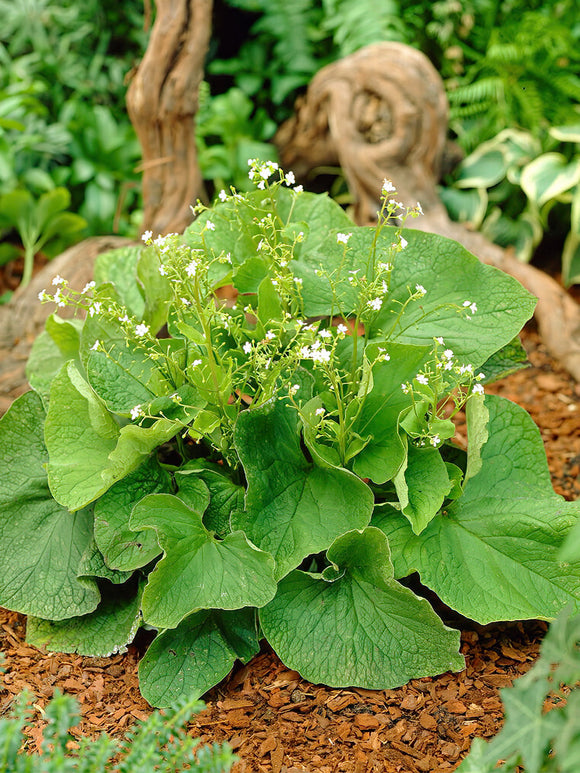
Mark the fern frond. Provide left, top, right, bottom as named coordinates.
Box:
left=447, top=76, right=503, bottom=106
left=253, top=0, right=320, bottom=73
left=322, top=0, right=406, bottom=57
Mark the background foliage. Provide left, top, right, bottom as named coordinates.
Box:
left=1, top=0, right=579, bottom=287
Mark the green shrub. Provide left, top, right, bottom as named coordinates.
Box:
left=1, top=166, right=579, bottom=706
left=0, top=683, right=235, bottom=773
left=439, top=125, right=580, bottom=284
left=0, top=0, right=144, bottom=237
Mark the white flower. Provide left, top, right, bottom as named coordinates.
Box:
left=257, top=180, right=266, bottom=190
left=243, top=341, right=252, bottom=354
left=293, top=185, right=304, bottom=193
left=443, top=349, right=454, bottom=360
left=205, top=220, right=215, bottom=231
left=265, top=330, right=276, bottom=340
left=90, top=340, right=100, bottom=351
left=378, top=347, right=390, bottom=361
left=416, top=202, right=423, bottom=215
left=141, top=230, right=153, bottom=242
left=81, top=281, right=96, bottom=294
left=378, top=262, right=392, bottom=272
left=290, top=384, right=300, bottom=395
left=416, top=374, right=429, bottom=385
left=192, top=359, right=202, bottom=367
left=459, top=363, right=474, bottom=375
left=337, top=323, right=348, bottom=335
left=430, top=434, right=441, bottom=447
left=118, top=314, right=130, bottom=323
left=89, top=302, right=102, bottom=317
left=477, top=372, right=485, bottom=381
left=130, top=405, right=143, bottom=420
left=336, top=232, right=352, bottom=245
left=315, top=407, right=325, bottom=416
left=38, top=289, right=46, bottom=301
left=159, top=265, right=167, bottom=276
left=367, top=297, right=383, bottom=311
left=219, top=189, right=228, bottom=202
left=285, top=171, right=296, bottom=185
left=257, top=239, right=264, bottom=251
left=52, top=274, right=65, bottom=286
left=472, top=383, right=485, bottom=395
left=415, top=284, right=427, bottom=296
left=401, top=383, right=411, bottom=394
left=435, top=337, right=444, bottom=345
left=318, top=329, right=332, bottom=339
left=186, top=260, right=198, bottom=277
left=135, top=323, right=149, bottom=337
left=297, top=231, right=304, bottom=242
left=382, top=179, right=396, bottom=194
left=293, top=277, right=303, bottom=286
left=399, top=237, right=408, bottom=249
left=463, top=300, right=477, bottom=314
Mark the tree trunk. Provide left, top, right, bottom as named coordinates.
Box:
left=126, top=0, right=213, bottom=237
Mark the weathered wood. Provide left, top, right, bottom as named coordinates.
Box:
left=276, top=42, right=580, bottom=380
left=126, top=0, right=213, bottom=236
left=0, top=236, right=133, bottom=414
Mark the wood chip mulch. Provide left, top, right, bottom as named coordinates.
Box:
left=1, top=323, right=579, bottom=772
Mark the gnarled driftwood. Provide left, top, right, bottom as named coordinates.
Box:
left=126, top=0, right=213, bottom=236
left=275, top=42, right=580, bottom=381
left=0, top=236, right=133, bottom=415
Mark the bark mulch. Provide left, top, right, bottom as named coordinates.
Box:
left=1, top=323, right=579, bottom=772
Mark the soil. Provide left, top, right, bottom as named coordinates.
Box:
left=1, top=285, right=579, bottom=771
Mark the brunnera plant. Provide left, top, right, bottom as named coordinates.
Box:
left=1, top=162, right=579, bottom=708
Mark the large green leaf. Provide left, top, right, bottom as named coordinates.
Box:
left=351, top=342, right=431, bottom=483
left=82, top=314, right=173, bottom=415
left=175, top=462, right=245, bottom=538
left=26, top=578, right=143, bottom=657
left=45, top=362, right=120, bottom=510
left=521, top=153, right=580, bottom=209
left=233, top=399, right=374, bottom=579
left=260, top=528, right=464, bottom=689
left=393, top=444, right=452, bottom=534
left=131, top=492, right=278, bottom=629
left=45, top=362, right=182, bottom=511
left=94, top=457, right=170, bottom=571
left=478, top=335, right=529, bottom=384
left=454, top=143, right=508, bottom=189
left=375, top=229, right=536, bottom=366
left=375, top=396, right=580, bottom=623
left=0, top=391, right=99, bottom=619
left=77, top=537, right=133, bottom=584
left=26, top=315, right=83, bottom=403
left=137, top=246, right=174, bottom=333
left=93, top=245, right=145, bottom=319
left=139, top=608, right=260, bottom=707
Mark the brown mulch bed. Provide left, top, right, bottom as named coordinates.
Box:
left=1, top=324, right=579, bottom=772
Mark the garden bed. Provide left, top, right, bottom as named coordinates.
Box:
left=1, top=323, right=578, bottom=772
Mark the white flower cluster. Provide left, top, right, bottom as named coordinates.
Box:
left=247, top=159, right=302, bottom=192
